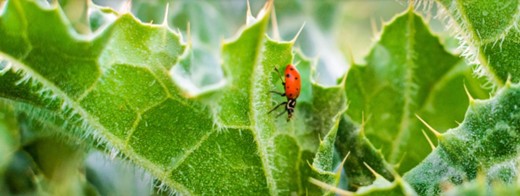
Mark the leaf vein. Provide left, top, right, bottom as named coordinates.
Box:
left=390, top=9, right=417, bottom=163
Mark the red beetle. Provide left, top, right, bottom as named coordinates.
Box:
left=268, top=64, right=301, bottom=121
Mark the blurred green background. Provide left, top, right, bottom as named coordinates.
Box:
left=0, top=0, right=455, bottom=195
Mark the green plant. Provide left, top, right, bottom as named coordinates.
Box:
left=0, top=0, right=518, bottom=195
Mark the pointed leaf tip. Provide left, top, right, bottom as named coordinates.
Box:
left=246, top=0, right=272, bottom=25
left=246, top=0, right=254, bottom=25
left=270, top=6, right=280, bottom=40
left=344, top=43, right=355, bottom=67
left=119, top=0, right=132, bottom=13
left=259, top=0, right=273, bottom=18
left=186, top=22, right=191, bottom=45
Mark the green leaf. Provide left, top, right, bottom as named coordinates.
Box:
left=270, top=51, right=347, bottom=195
left=403, top=82, right=520, bottom=195
left=0, top=0, right=347, bottom=194
left=335, top=115, right=395, bottom=190
left=308, top=112, right=343, bottom=195
left=435, top=0, right=520, bottom=84
left=0, top=70, right=95, bottom=149
left=345, top=7, right=488, bottom=173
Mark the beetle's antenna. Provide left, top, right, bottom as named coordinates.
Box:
left=269, top=90, right=285, bottom=96
left=272, top=65, right=285, bottom=86
left=277, top=110, right=286, bottom=117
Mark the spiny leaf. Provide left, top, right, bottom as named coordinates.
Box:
left=1, top=0, right=257, bottom=194
left=345, top=7, right=488, bottom=174
left=0, top=0, right=347, bottom=194
left=309, top=169, right=416, bottom=196
left=308, top=112, right=344, bottom=195
left=0, top=69, right=98, bottom=150
left=335, top=115, right=395, bottom=190
left=268, top=51, right=347, bottom=195
left=435, top=0, right=520, bottom=84
left=403, top=83, right=520, bottom=195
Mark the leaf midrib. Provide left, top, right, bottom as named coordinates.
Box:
left=389, top=8, right=417, bottom=163
left=248, top=31, right=278, bottom=196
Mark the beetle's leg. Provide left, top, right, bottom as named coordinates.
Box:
left=276, top=110, right=286, bottom=118
left=268, top=102, right=286, bottom=114
left=269, top=90, right=285, bottom=97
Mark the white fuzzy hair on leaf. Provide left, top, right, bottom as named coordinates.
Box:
left=432, top=0, right=515, bottom=87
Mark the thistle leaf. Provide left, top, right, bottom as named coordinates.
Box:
left=0, top=0, right=346, bottom=194
left=404, top=83, right=520, bottom=195
left=345, top=7, right=488, bottom=174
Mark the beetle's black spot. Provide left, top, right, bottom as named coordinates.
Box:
left=290, top=68, right=294, bottom=71
left=286, top=74, right=290, bottom=78
left=295, top=77, right=298, bottom=80
left=289, top=93, right=293, bottom=97
left=296, top=88, right=299, bottom=91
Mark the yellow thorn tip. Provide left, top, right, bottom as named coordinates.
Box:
left=162, top=3, right=170, bottom=26
left=422, top=129, right=436, bottom=151
left=415, top=114, right=442, bottom=138
left=291, top=22, right=306, bottom=43
left=187, top=22, right=191, bottom=45
left=270, top=5, right=281, bottom=41
left=358, top=112, right=367, bottom=136
left=336, top=152, right=351, bottom=176
left=463, top=84, right=475, bottom=104
left=370, top=17, right=378, bottom=38
left=246, top=0, right=254, bottom=25
left=309, top=178, right=354, bottom=196
left=505, top=75, right=512, bottom=87
left=363, top=162, right=381, bottom=178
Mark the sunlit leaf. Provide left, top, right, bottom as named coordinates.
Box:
left=0, top=0, right=346, bottom=194
left=344, top=7, right=488, bottom=174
